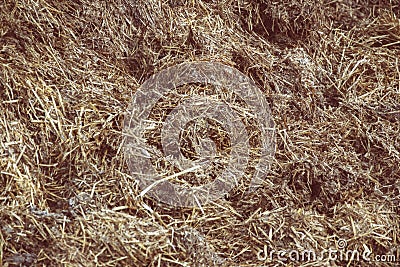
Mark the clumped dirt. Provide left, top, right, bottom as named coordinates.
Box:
left=0, top=0, right=399, bottom=266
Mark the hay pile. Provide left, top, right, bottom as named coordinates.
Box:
left=0, top=0, right=399, bottom=266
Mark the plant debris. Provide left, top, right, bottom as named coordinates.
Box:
left=0, top=0, right=399, bottom=266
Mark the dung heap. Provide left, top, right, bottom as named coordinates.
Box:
left=0, top=0, right=399, bottom=266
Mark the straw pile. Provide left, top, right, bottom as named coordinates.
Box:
left=0, top=0, right=399, bottom=266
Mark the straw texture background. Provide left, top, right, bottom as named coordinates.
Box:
left=0, top=0, right=399, bottom=266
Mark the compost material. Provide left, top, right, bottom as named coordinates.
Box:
left=0, top=0, right=399, bottom=266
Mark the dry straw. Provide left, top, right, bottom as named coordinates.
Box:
left=0, top=0, right=399, bottom=266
